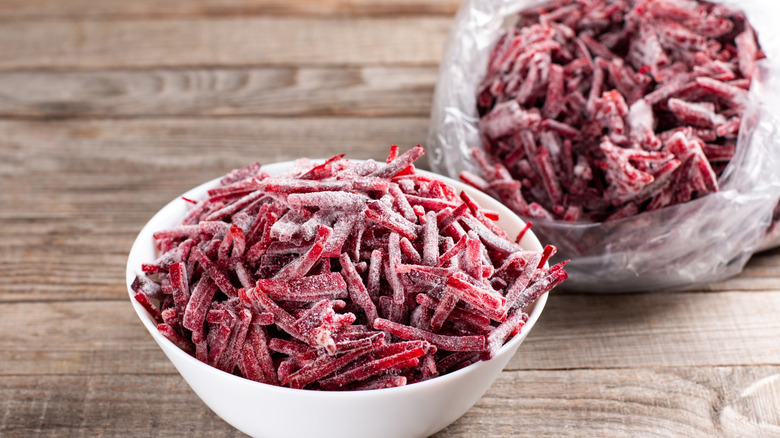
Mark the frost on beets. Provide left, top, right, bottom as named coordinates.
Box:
left=468, top=0, right=764, bottom=222
left=132, top=146, right=567, bottom=391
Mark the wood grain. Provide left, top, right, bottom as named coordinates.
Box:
left=0, top=67, right=437, bottom=118
left=439, top=366, right=780, bottom=438
left=0, top=0, right=461, bottom=19
left=509, top=290, right=780, bottom=370
left=0, top=118, right=429, bottom=301
left=0, top=117, right=430, bottom=204
left=2, top=0, right=780, bottom=436
left=0, top=118, right=429, bottom=175
left=2, top=367, right=778, bottom=438
left=0, top=375, right=243, bottom=438
left=2, top=291, right=779, bottom=376
left=0, top=17, right=450, bottom=70
left=0, top=302, right=169, bottom=375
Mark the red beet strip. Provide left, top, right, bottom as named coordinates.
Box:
left=282, top=343, right=379, bottom=389
left=256, top=273, right=348, bottom=302
left=373, top=318, right=485, bottom=352
left=318, top=341, right=428, bottom=390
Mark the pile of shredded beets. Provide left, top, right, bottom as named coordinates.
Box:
left=133, top=146, right=567, bottom=391
left=466, top=0, right=764, bottom=222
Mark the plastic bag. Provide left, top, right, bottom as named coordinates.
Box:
left=427, top=0, right=780, bottom=292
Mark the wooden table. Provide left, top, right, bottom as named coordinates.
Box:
left=2, top=1, right=779, bottom=437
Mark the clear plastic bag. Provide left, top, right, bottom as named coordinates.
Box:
left=427, top=0, right=780, bottom=292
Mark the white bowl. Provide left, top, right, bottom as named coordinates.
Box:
left=126, top=161, right=549, bottom=438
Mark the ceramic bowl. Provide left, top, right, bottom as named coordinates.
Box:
left=126, top=162, right=549, bottom=438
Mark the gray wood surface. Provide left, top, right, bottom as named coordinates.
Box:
left=1, top=1, right=779, bottom=437
left=0, top=18, right=450, bottom=70
left=0, top=0, right=460, bottom=19
left=0, top=68, right=437, bottom=117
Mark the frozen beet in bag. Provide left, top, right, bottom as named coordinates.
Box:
left=427, top=0, right=780, bottom=292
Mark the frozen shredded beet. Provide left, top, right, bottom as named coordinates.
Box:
left=470, top=0, right=764, bottom=222
left=134, top=146, right=566, bottom=390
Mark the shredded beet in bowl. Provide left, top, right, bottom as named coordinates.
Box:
left=428, top=0, right=780, bottom=292
left=126, top=146, right=564, bottom=438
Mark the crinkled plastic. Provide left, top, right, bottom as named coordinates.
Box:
left=427, top=0, right=780, bottom=292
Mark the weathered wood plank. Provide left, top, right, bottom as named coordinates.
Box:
left=0, top=118, right=429, bottom=177
left=1, top=118, right=778, bottom=304
left=438, top=366, right=780, bottom=438
left=2, top=367, right=778, bottom=437
left=2, top=291, right=779, bottom=375
left=0, top=67, right=437, bottom=118
left=0, top=117, right=429, bottom=301
left=0, top=302, right=170, bottom=375
left=0, top=17, right=450, bottom=70
left=0, top=0, right=460, bottom=19
left=0, top=117, right=429, bottom=202
left=508, top=290, right=780, bottom=370
left=0, top=375, right=244, bottom=438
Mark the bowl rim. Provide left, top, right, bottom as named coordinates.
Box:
left=125, top=159, right=549, bottom=398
